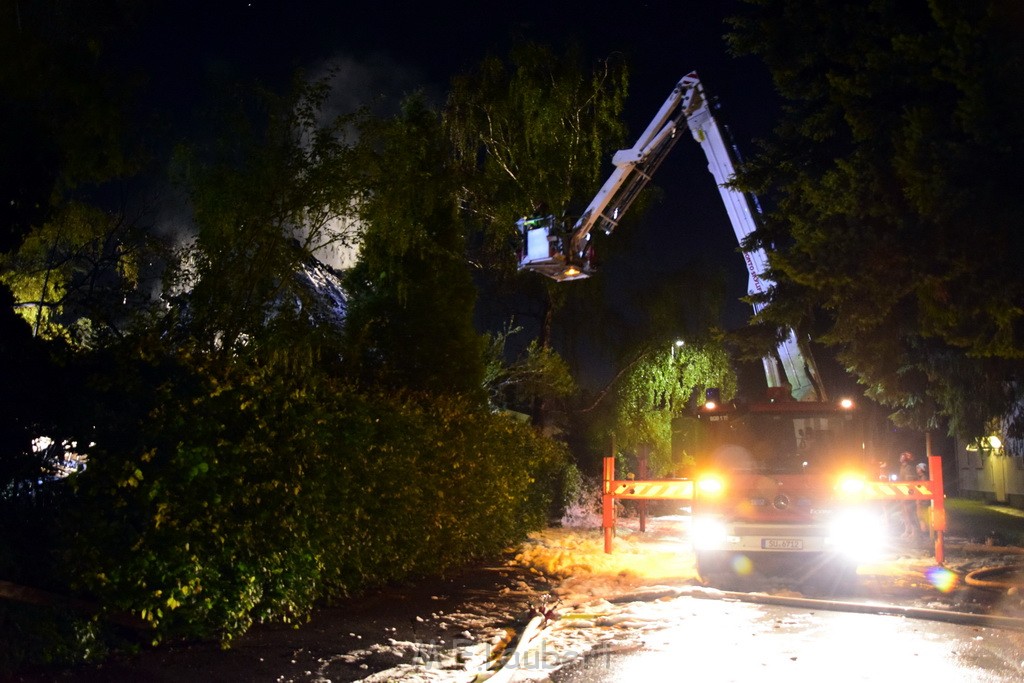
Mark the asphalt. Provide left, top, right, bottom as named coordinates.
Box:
left=10, top=503, right=1024, bottom=682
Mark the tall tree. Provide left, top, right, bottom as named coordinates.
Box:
left=727, top=0, right=1024, bottom=439
left=445, top=43, right=628, bottom=278
left=342, top=95, right=486, bottom=400
left=444, top=43, right=628, bottom=424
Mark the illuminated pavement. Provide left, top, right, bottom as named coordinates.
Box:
left=549, top=596, right=1024, bottom=682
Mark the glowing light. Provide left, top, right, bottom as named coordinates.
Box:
left=926, top=566, right=959, bottom=593
left=827, top=508, right=887, bottom=561
left=562, top=266, right=581, bottom=278
left=705, top=388, right=720, bottom=408
left=839, top=397, right=855, bottom=409
left=31, top=436, right=54, bottom=453
left=696, top=475, right=724, bottom=496
left=835, top=474, right=865, bottom=496
left=988, top=435, right=1003, bottom=450
left=691, top=516, right=729, bottom=549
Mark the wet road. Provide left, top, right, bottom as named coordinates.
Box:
left=549, top=596, right=1024, bottom=682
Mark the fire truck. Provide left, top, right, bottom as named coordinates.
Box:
left=688, top=395, right=886, bottom=582
left=518, top=72, right=890, bottom=581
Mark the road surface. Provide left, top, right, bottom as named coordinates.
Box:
left=547, top=596, right=1024, bottom=682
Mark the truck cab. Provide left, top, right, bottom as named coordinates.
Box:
left=690, top=396, right=886, bottom=584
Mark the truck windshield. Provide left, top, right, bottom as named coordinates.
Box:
left=698, top=410, right=864, bottom=475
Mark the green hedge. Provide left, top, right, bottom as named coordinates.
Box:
left=1, top=351, right=568, bottom=671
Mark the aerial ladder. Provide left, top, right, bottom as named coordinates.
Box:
left=517, top=72, right=824, bottom=402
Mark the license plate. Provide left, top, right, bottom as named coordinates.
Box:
left=761, top=538, right=803, bottom=550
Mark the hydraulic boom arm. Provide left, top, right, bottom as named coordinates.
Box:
left=516, top=72, right=824, bottom=401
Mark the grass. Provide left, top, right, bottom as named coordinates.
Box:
left=943, top=498, right=1024, bottom=546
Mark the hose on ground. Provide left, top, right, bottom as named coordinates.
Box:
left=964, top=565, right=1024, bottom=591
left=943, top=542, right=1024, bottom=591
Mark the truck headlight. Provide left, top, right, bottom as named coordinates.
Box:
left=827, top=508, right=886, bottom=561
left=692, top=515, right=730, bottom=550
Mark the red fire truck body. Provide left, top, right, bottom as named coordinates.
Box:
left=689, top=397, right=886, bottom=580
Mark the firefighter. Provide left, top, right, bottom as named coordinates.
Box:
left=898, top=452, right=919, bottom=539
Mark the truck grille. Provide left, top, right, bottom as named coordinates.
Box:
left=731, top=524, right=830, bottom=538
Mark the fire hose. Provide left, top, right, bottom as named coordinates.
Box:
left=948, top=543, right=1024, bottom=592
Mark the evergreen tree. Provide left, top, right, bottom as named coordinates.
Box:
left=727, top=0, right=1024, bottom=438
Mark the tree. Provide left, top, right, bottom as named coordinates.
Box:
left=342, top=95, right=486, bottom=399
left=0, top=0, right=156, bottom=346
left=0, top=201, right=152, bottom=346
left=612, top=340, right=736, bottom=476
left=445, top=42, right=628, bottom=277
left=482, top=324, right=576, bottom=412
left=172, top=77, right=363, bottom=358
left=444, top=43, right=628, bottom=423
left=726, top=0, right=1024, bottom=439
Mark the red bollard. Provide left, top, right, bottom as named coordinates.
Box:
left=929, top=454, right=945, bottom=564
left=603, top=457, right=615, bottom=553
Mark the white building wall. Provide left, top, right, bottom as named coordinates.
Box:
left=956, top=436, right=1024, bottom=509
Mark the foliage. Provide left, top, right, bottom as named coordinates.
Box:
left=445, top=43, right=628, bottom=277
left=172, top=77, right=363, bottom=356
left=0, top=1, right=159, bottom=348
left=48, top=340, right=567, bottom=647
left=0, top=201, right=153, bottom=346
left=726, top=0, right=1024, bottom=439
left=444, top=44, right=630, bottom=430
left=342, top=95, right=487, bottom=399
left=2, top=31, right=609, bottom=673
left=613, top=340, right=736, bottom=475
left=0, top=603, right=108, bottom=675
left=482, top=324, right=577, bottom=411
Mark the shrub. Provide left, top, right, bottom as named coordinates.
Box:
left=44, top=348, right=569, bottom=651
